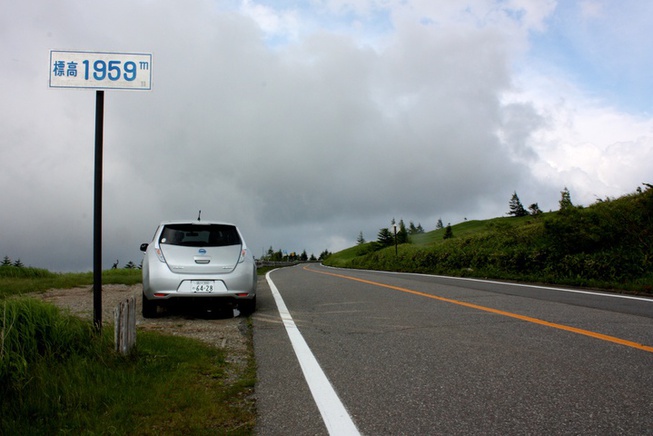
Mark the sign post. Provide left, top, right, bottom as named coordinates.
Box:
left=50, top=50, right=152, bottom=332
left=93, top=90, right=104, bottom=332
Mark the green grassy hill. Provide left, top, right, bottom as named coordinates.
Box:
left=324, top=186, right=653, bottom=294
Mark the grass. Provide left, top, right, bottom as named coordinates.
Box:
left=256, top=265, right=278, bottom=276
left=0, top=274, right=256, bottom=434
left=0, top=267, right=142, bottom=299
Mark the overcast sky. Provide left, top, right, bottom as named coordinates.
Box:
left=2, top=0, right=652, bottom=271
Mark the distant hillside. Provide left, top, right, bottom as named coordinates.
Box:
left=324, top=185, right=653, bottom=294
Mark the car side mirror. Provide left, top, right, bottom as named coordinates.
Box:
left=140, top=243, right=149, bottom=252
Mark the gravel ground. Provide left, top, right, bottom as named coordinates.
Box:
left=37, top=283, right=251, bottom=369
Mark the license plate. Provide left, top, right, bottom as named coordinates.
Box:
left=191, top=281, right=214, bottom=293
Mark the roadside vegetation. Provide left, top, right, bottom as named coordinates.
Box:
left=0, top=266, right=142, bottom=299
left=325, top=184, right=653, bottom=295
left=0, top=267, right=256, bottom=434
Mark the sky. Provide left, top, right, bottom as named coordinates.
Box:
left=1, top=0, right=652, bottom=271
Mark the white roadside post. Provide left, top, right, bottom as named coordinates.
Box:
left=49, top=50, right=152, bottom=332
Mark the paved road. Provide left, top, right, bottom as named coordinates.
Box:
left=253, top=264, right=653, bottom=435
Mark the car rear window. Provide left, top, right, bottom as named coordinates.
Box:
left=159, top=224, right=241, bottom=247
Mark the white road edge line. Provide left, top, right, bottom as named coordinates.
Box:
left=323, top=265, right=653, bottom=303
left=266, top=271, right=361, bottom=436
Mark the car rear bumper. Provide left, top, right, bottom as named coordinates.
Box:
left=147, top=295, right=252, bottom=310
left=142, top=258, right=257, bottom=300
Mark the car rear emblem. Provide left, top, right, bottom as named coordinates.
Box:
left=198, top=248, right=207, bottom=254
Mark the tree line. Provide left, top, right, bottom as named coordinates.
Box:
left=358, top=218, right=434, bottom=252
left=360, top=186, right=580, bottom=251
left=2, top=256, right=25, bottom=268
left=260, top=247, right=330, bottom=262
left=509, top=187, right=573, bottom=217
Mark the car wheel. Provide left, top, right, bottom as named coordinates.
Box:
left=142, top=292, right=158, bottom=318
left=239, top=296, right=256, bottom=316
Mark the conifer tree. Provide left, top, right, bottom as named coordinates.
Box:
left=509, top=191, right=529, bottom=217
left=377, top=228, right=394, bottom=247
left=559, top=187, right=574, bottom=212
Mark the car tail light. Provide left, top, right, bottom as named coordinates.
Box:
left=238, top=248, right=248, bottom=263
left=155, top=248, right=166, bottom=263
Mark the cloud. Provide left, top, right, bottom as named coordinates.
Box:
left=532, top=102, right=653, bottom=202
left=1, top=0, right=651, bottom=271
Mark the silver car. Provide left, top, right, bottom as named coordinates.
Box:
left=140, top=221, right=257, bottom=318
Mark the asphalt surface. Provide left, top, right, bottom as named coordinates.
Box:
left=253, top=264, right=653, bottom=435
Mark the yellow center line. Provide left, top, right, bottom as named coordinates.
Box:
left=304, top=266, right=653, bottom=354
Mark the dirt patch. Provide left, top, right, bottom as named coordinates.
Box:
left=37, top=284, right=250, bottom=365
